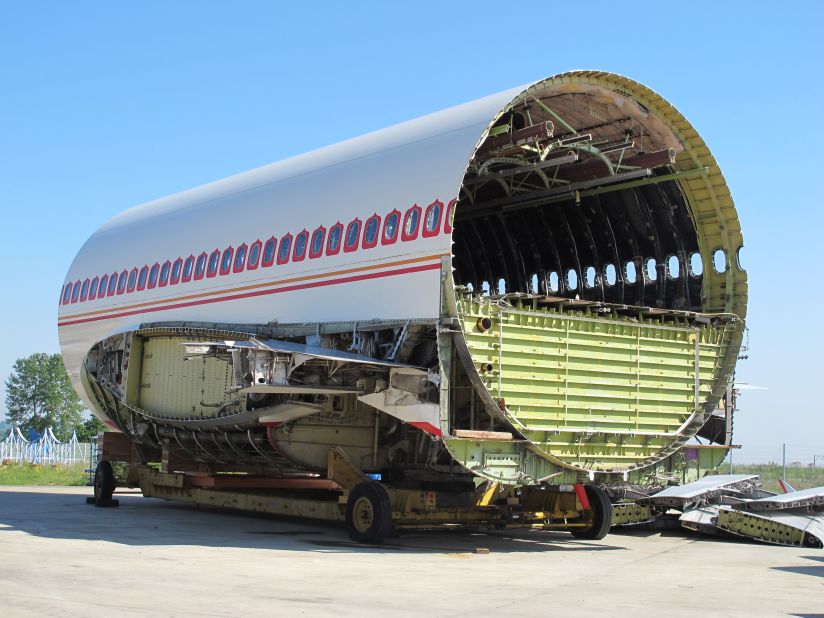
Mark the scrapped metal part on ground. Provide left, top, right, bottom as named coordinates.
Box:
left=617, top=476, right=824, bottom=548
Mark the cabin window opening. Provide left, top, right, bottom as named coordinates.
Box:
left=310, top=228, right=325, bottom=258
left=71, top=280, right=82, bottom=302
left=736, top=246, right=745, bottom=271
left=423, top=201, right=442, bottom=237
left=207, top=250, right=220, bottom=277
left=605, top=263, right=617, bottom=286
left=278, top=234, right=292, bottom=264
left=293, top=231, right=308, bottom=260
left=262, top=237, right=276, bottom=267
left=234, top=245, right=247, bottom=272
left=713, top=249, right=727, bottom=273
left=117, top=271, right=128, bottom=294
left=497, top=278, right=506, bottom=294
left=444, top=199, right=456, bottom=234
left=626, top=261, right=637, bottom=284
left=345, top=219, right=361, bottom=252
left=194, top=254, right=207, bottom=279
left=107, top=273, right=118, bottom=296
left=148, top=264, right=160, bottom=287
left=219, top=248, right=234, bottom=274
left=481, top=281, right=491, bottom=295
left=159, top=262, right=171, bottom=286
left=402, top=206, right=421, bottom=241
left=99, top=275, right=110, bottom=297
left=182, top=257, right=194, bottom=281
left=248, top=241, right=262, bottom=269
left=126, top=269, right=138, bottom=292
left=548, top=271, right=560, bottom=292
left=363, top=216, right=380, bottom=248
left=382, top=211, right=400, bottom=244
left=170, top=258, right=183, bottom=283
left=566, top=269, right=578, bottom=290
left=327, top=224, right=343, bottom=255
left=89, top=277, right=99, bottom=299
left=62, top=283, right=72, bottom=304
left=79, top=279, right=90, bottom=301
left=530, top=273, right=538, bottom=293
left=137, top=267, right=148, bottom=290
left=689, top=252, right=703, bottom=276
left=667, top=255, right=680, bottom=279
left=645, top=258, right=657, bottom=281
left=585, top=266, right=596, bottom=288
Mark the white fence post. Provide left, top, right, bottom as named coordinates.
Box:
left=0, top=427, right=90, bottom=465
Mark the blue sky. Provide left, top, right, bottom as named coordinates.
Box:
left=1, top=1, right=822, bottom=462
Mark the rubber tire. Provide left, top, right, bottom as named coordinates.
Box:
left=570, top=484, right=612, bottom=540
left=93, top=461, right=116, bottom=506
left=345, top=481, right=393, bottom=544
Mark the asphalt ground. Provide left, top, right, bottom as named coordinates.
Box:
left=0, top=486, right=822, bottom=617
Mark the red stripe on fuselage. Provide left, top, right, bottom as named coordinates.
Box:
left=58, top=261, right=441, bottom=327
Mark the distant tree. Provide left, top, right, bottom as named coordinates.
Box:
left=75, top=415, right=106, bottom=441
left=4, top=353, right=85, bottom=440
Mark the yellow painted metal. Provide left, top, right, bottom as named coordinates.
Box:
left=137, top=336, right=244, bottom=419
left=458, top=297, right=742, bottom=471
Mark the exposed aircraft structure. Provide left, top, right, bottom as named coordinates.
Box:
left=58, top=71, right=747, bottom=542
left=624, top=476, right=824, bottom=548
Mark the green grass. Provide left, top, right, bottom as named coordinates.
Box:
left=0, top=462, right=89, bottom=486
left=731, top=464, right=824, bottom=493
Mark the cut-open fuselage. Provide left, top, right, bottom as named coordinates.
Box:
left=58, top=71, right=746, bottom=487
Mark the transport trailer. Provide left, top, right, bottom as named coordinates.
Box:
left=62, top=71, right=747, bottom=543
left=92, top=433, right=611, bottom=543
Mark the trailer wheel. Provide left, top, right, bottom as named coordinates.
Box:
left=345, top=481, right=392, bottom=544
left=570, top=484, right=612, bottom=540
left=93, top=460, right=116, bottom=506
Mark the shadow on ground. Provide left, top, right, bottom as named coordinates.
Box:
left=0, top=488, right=627, bottom=555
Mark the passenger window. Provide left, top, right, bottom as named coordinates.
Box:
left=402, top=207, right=420, bottom=240
left=71, top=280, right=81, bottom=302
left=234, top=245, right=247, bottom=272
left=80, top=279, right=90, bottom=301
left=107, top=273, right=118, bottom=296
left=182, top=257, right=194, bottom=281
left=278, top=235, right=292, bottom=264
left=248, top=241, right=262, bottom=269
left=99, top=275, right=109, bottom=298
left=171, top=259, right=183, bottom=283
left=585, top=266, right=596, bottom=288
left=345, top=219, right=361, bottom=251
left=645, top=258, right=657, bottom=281
left=194, top=254, right=207, bottom=279
left=548, top=271, right=559, bottom=293
left=566, top=269, right=578, bottom=290
left=363, top=216, right=380, bottom=247
left=423, top=201, right=442, bottom=236
left=293, top=231, right=308, bottom=260
left=327, top=224, right=342, bottom=254
left=713, top=249, right=727, bottom=273
left=310, top=228, right=325, bottom=258
left=383, top=211, right=400, bottom=244
left=736, top=246, right=745, bottom=271
left=160, top=262, right=171, bottom=286
left=667, top=255, right=680, bottom=279
left=605, top=264, right=617, bottom=286
left=89, top=277, right=99, bottom=299
left=117, top=271, right=128, bottom=294
left=220, top=248, right=234, bottom=274
left=62, top=283, right=72, bottom=304
left=625, top=261, right=637, bottom=284
left=444, top=199, right=456, bottom=234
left=689, top=252, right=703, bottom=276
left=127, top=269, right=137, bottom=292
left=207, top=251, right=220, bottom=276
left=148, top=264, right=160, bottom=287
left=137, top=267, right=148, bottom=290
left=262, top=237, right=276, bottom=267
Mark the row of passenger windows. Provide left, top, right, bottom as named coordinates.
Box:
left=61, top=200, right=455, bottom=305
left=471, top=249, right=740, bottom=296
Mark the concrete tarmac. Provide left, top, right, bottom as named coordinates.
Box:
left=0, top=486, right=822, bottom=617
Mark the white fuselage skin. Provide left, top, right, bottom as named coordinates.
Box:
left=57, top=86, right=524, bottom=415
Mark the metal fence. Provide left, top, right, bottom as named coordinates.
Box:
left=0, top=427, right=90, bottom=465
